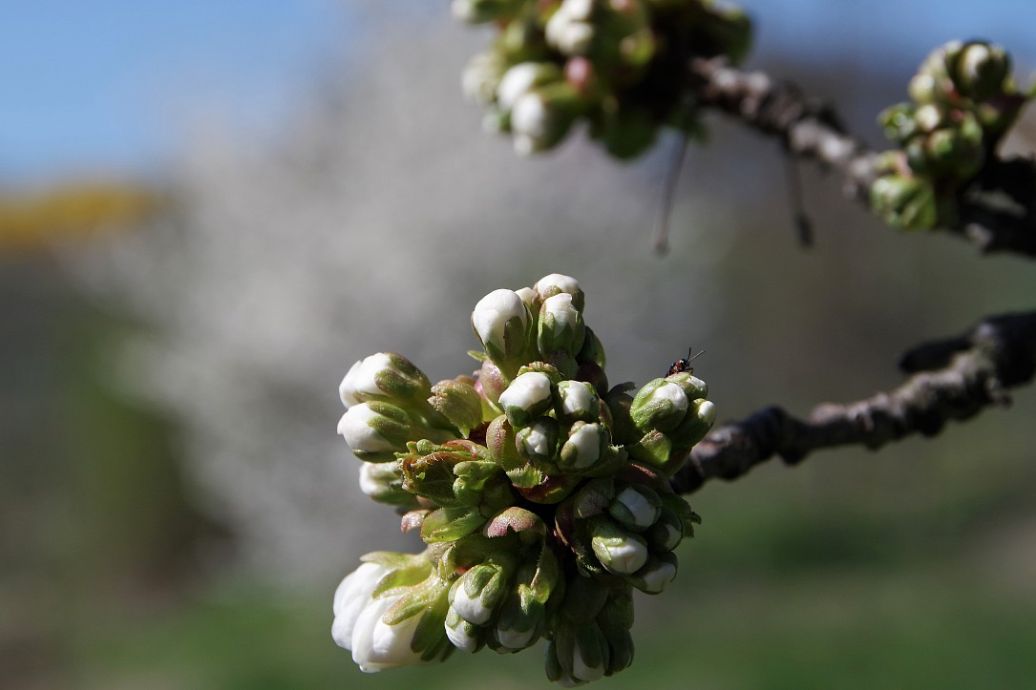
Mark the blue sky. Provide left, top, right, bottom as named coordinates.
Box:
left=1, top=1, right=1034, bottom=183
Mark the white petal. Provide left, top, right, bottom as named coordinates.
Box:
left=534, top=273, right=580, bottom=296
left=496, top=625, right=535, bottom=650
left=604, top=538, right=648, bottom=574
left=615, top=487, right=658, bottom=529
left=653, top=382, right=689, bottom=415
left=338, top=404, right=395, bottom=453
left=339, top=360, right=363, bottom=407
left=367, top=598, right=424, bottom=670
left=499, top=371, right=552, bottom=411
left=446, top=619, right=480, bottom=653
left=511, top=92, right=549, bottom=139
left=351, top=595, right=395, bottom=671
left=572, top=639, right=604, bottom=682
left=497, top=63, right=542, bottom=110
left=542, top=293, right=579, bottom=329
left=452, top=588, right=493, bottom=625
left=472, top=288, right=526, bottom=350
left=567, top=425, right=601, bottom=468
left=639, top=561, right=677, bottom=593
left=560, top=382, right=594, bottom=417
left=332, top=563, right=388, bottom=650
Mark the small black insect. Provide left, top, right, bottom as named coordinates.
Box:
left=667, top=347, right=705, bottom=376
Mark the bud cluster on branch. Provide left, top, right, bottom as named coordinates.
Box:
left=455, top=0, right=751, bottom=157
left=332, top=274, right=715, bottom=683
left=871, top=40, right=1032, bottom=230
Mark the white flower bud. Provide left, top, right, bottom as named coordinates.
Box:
left=350, top=593, right=426, bottom=672
left=339, top=352, right=431, bottom=407
left=533, top=273, right=583, bottom=307
left=445, top=608, right=483, bottom=653
left=556, top=380, right=597, bottom=422
left=337, top=403, right=400, bottom=453
left=610, top=486, right=661, bottom=530
left=332, top=562, right=390, bottom=650
left=497, top=62, right=555, bottom=110
left=631, top=557, right=678, bottom=595
left=559, top=422, right=607, bottom=470
left=471, top=288, right=531, bottom=369
left=462, top=52, right=504, bottom=105
left=495, top=370, right=551, bottom=414
left=591, top=521, right=648, bottom=575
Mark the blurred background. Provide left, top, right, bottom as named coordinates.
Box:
left=4, top=1, right=1036, bottom=688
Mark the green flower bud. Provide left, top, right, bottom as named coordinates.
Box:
left=604, top=384, right=640, bottom=445
left=576, top=325, right=605, bottom=367
left=549, top=620, right=609, bottom=684
left=516, top=417, right=561, bottom=465
left=596, top=587, right=634, bottom=675
left=486, top=415, right=523, bottom=471
left=477, top=359, right=509, bottom=404
left=339, top=352, right=432, bottom=408
left=627, top=429, right=673, bottom=469
left=953, top=41, right=1010, bottom=101
left=499, top=371, right=555, bottom=427
left=878, top=103, right=917, bottom=143
left=559, top=421, right=611, bottom=471
left=555, top=380, right=600, bottom=424
left=630, top=378, right=690, bottom=433
left=671, top=398, right=717, bottom=448
left=628, top=553, right=678, bottom=594
left=870, top=173, right=938, bottom=230
left=608, top=484, right=661, bottom=531
left=590, top=519, right=649, bottom=575
left=428, top=378, right=484, bottom=437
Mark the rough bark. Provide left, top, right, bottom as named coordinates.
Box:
left=672, top=312, right=1036, bottom=494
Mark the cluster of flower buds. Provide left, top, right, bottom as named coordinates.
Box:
left=871, top=40, right=1032, bottom=230
left=454, top=0, right=752, bottom=159
left=332, top=273, right=716, bottom=683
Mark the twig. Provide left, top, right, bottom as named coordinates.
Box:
left=672, top=312, right=1036, bottom=494
left=689, top=58, right=1036, bottom=258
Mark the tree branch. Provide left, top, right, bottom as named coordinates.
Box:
left=672, top=312, right=1036, bottom=494
left=690, top=58, right=1036, bottom=258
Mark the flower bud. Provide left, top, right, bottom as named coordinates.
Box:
left=665, top=371, right=708, bottom=400
left=534, top=273, right=585, bottom=311
left=538, top=293, right=587, bottom=365
left=590, top=519, right=649, bottom=575
left=646, top=506, right=684, bottom=552
left=516, top=417, right=561, bottom=465
left=497, top=62, right=563, bottom=111
left=499, top=371, right=555, bottom=427
left=476, top=358, right=509, bottom=404
left=630, top=378, right=689, bottom=433
left=339, top=353, right=432, bottom=408
left=486, top=414, right=523, bottom=471
left=472, top=288, right=534, bottom=374
left=333, top=554, right=450, bottom=671
left=358, top=461, right=417, bottom=508
left=671, top=398, right=717, bottom=448
left=462, top=51, right=506, bottom=105
left=338, top=401, right=418, bottom=462
left=558, top=422, right=610, bottom=471
left=555, top=380, right=600, bottom=423
left=629, top=553, right=678, bottom=594
left=428, top=378, right=484, bottom=437
left=954, top=41, right=1010, bottom=101
left=450, top=561, right=510, bottom=625
left=445, top=607, right=484, bottom=653
left=596, top=587, right=634, bottom=675
left=608, top=485, right=661, bottom=531
left=869, top=174, right=938, bottom=230
left=511, top=83, right=583, bottom=155
left=549, top=620, right=609, bottom=684
left=604, top=384, right=639, bottom=445
left=546, top=1, right=597, bottom=56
